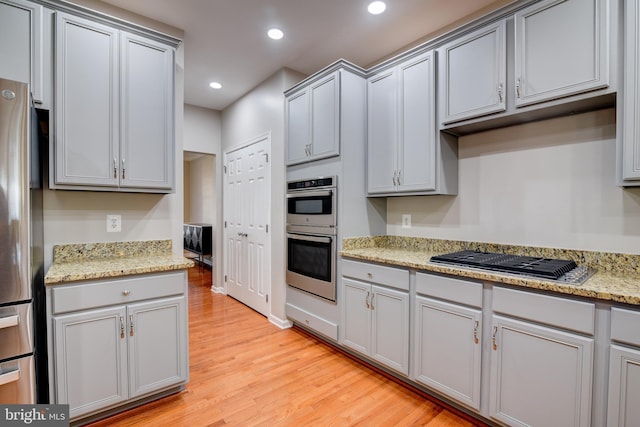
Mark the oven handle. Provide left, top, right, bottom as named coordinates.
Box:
left=287, top=233, right=333, bottom=244
left=286, top=189, right=333, bottom=199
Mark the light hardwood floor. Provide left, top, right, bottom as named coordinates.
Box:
left=87, top=267, right=487, bottom=427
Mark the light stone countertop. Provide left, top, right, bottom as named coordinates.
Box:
left=45, top=240, right=194, bottom=285
left=341, top=237, right=640, bottom=306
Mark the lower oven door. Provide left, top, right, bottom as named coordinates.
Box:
left=286, top=232, right=336, bottom=302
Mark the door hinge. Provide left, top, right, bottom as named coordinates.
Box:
left=223, top=165, right=227, bottom=174
left=266, top=294, right=269, bottom=303
left=224, top=275, right=227, bottom=282
left=224, top=221, right=227, bottom=228
left=266, top=224, right=268, bottom=233
left=264, top=153, right=269, bottom=163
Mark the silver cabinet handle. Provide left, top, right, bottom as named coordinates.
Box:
left=0, top=315, right=19, bottom=330
left=120, top=316, right=125, bottom=339
left=237, top=232, right=248, bottom=237
left=365, top=291, right=371, bottom=309
left=498, top=82, right=503, bottom=103
left=392, top=171, right=398, bottom=186
left=121, top=290, right=131, bottom=296
left=129, top=314, right=134, bottom=337
left=492, top=326, right=498, bottom=351
left=370, top=293, right=375, bottom=310
left=121, top=158, right=126, bottom=180
left=516, top=78, right=521, bottom=98
left=473, top=320, right=479, bottom=344
left=396, top=170, right=402, bottom=186
left=0, top=369, right=20, bottom=386
left=113, top=157, right=117, bottom=179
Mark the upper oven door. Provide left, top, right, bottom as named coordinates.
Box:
left=286, top=189, right=336, bottom=229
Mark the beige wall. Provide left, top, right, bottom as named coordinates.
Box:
left=43, top=2, right=185, bottom=269
left=184, top=104, right=222, bottom=155
left=221, top=68, right=306, bottom=324
left=387, top=108, right=640, bottom=254
left=184, top=155, right=216, bottom=226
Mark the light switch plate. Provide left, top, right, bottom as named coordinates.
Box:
left=107, top=214, right=121, bottom=232
left=402, top=214, right=411, bottom=229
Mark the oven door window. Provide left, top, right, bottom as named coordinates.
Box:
left=288, top=236, right=332, bottom=282
left=287, top=194, right=332, bottom=216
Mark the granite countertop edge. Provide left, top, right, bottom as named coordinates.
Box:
left=44, top=240, right=195, bottom=285
left=340, top=246, right=640, bottom=306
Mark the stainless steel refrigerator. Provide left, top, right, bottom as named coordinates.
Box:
left=0, top=78, right=45, bottom=404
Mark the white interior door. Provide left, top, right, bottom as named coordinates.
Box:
left=223, top=135, right=270, bottom=316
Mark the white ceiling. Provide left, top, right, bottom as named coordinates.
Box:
left=99, top=0, right=510, bottom=111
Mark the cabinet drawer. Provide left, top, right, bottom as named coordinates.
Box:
left=416, top=272, right=482, bottom=308
left=342, top=259, right=409, bottom=291
left=51, top=272, right=185, bottom=314
left=287, top=303, right=338, bottom=341
left=493, top=286, right=595, bottom=335
left=611, top=307, right=640, bottom=347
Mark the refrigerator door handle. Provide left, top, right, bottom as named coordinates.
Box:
left=0, top=368, right=20, bottom=386
left=0, top=315, right=19, bottom=330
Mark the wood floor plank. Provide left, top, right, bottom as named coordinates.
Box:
left=86, top=267, right=488, bottom=427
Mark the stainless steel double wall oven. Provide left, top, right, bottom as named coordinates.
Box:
left=286, top=177, right=337, bottom=301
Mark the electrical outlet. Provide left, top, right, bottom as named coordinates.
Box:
left=107, top=214, right=121, bottom=232
left=402, top=214, right=411, bottom=229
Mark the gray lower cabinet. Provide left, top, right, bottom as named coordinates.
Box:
left=607, top=307, right=640, bottom=426
left=49, top=272, right=188, bottom=421
left=0, top=0, right=44, bottom=105
left=489, top=286, right=594, bottom=427
left=53, top=11, right=175, bottom=193
left=413, top=273, right=483, bottom=411
left=341, top=260, right=410, bottom=375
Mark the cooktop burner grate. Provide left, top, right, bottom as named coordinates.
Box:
left=430, top=250, right=580, bottom=281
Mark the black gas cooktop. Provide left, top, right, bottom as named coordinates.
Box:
left=430, top=250, right=592, bottom=283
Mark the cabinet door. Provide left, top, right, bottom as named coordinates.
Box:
left=120, top=32, right=174, bottom=191
left=341, top=278, right=371, bottom=355
left=54, top=12, right=119, bottom=187
left=608, top=344, right=640, bottom=426
left=414, top=296, right=482, bottom=410
left=309, top=71, right=340, bottom=161
left=621, top=0, right=640, bottom=182
left=285, top=88, right=309, bottom=165
left=439, top=21, right=506, bottom=124
left=371, top=285, right=409, bottom=375
left=367, top=69, right=397, bottom=194
left=398, top=51, right=436, bottom=193
left=128, top=296, right=187, bottom=398
left=489, top=315, right=593, bottom=427
left=0, top=0, right=43, bottom=103
left=54, top=306, right=128, bottom=419
left=514, top=0, right=608, bottom=107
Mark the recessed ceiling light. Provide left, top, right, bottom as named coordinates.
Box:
left=209, top=82, right=222, bottom=89
left=267, top=28, right=284, bottom=40
left=368, top=1, right=386, bottom=15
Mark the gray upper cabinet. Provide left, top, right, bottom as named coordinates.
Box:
left=368, top=51, right=439, bottom=195
left=439, top=21, right=506, bottom=125
left=53, top=12, right=175, bottom=193
left=54, top=13, right=119, bottom=188
left=285, top=71, right=339, bottom=165
left=514, top=0, right=609, bottom=107
left=0, top=0, right=44, bottom=105
left=620, top=0, right=640, bottom=184
left=119, top=32, right=174, bottom=191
